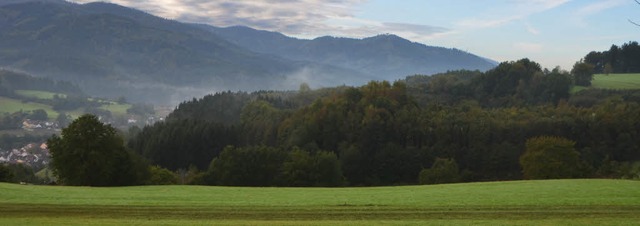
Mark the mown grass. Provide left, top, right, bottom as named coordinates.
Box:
left=15, top=90, right=65, bottom=100
left=591, top=73, right=640, bottom=90
left=1, top=179, right=639, bottom=225
left=0, top=96, right=58, bottom=119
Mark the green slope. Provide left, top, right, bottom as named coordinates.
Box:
left=1, top=179, right=638, bottom=225
left=0, top=96, right=58, bottom=119
left=591, top=73, right=640, bottom=90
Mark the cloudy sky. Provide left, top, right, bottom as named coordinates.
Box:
left=67, top=0, right=639, bottom=70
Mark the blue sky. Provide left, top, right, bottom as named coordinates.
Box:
left=355, top=0, right=638, bottom=70
left=69, top=0, right=639, bottom=70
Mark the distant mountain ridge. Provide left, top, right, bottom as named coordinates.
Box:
left=205, top=26, right=497, bottom=79
left=0, top=1, right=496, bottom=104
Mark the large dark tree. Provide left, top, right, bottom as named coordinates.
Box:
left=48, top=114, right=146, bottom=186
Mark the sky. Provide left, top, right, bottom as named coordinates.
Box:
left=67, top=0, right=639, bottom=70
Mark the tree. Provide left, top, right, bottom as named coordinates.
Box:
left=48, top=114, right=147, bottom=186
left=0, top=164, right=14, bottom=182
left=279, top=148, right=344, bottom=187
left=519, top=136, right=583, bottom=179
left=29, top=109, right=48, bottom=121
left=146, top=165, right=178, bottom=185
left=207, top=146, right=287, bottom=186
left=571, top=62, right=595, bottom=86
left=418, top=158, right=460, bottom=185
left=603, top=63, right=613, bottom=75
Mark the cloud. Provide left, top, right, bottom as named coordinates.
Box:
left=455, top=0, right=571, bottom=29
left=65, top=0, right=449, bottom=40
left=525, top=23, right=540, bottom=35
left=572, top=0, right=628, bottom=27
left=513, top=42, right=543, bottom=53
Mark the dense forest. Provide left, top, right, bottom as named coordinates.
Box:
left=126, top=58, right=640, bottom=186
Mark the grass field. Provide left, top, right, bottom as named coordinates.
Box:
left=0, top=96, right=58, bottom=119
left=15, top=90, right=65, bottom=100
left=591, top=73, right=640, bottom=90
left=99, top=102, right=132, bottom=116
left=2, top=92, right=130, bottom=119
left=1, top=179, right=638, bottom=225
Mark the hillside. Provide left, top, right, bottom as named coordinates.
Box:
left=0, top=1, right=368, bottom=103
left=0, top=1, right=497, bottom=104
left=206, top=25, right=497, bottom=79
left=0, top=70, right=156, bottom=133
left=1, top=179, right=639, bottom=224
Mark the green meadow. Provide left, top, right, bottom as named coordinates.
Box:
left=591, top=73, right=640, bottom=90
left=99, top=102, right=132, bottom=116
left=1, top=179, right=638, bottom=225
left=3, top=90, right=131, bottom=119
left=0, top=96, right=58, bottom=119
left=15, top=90, right=65, bottom=100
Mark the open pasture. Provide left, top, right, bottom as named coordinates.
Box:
left=15, top=90, right=65, bottom=100
left=592, top=73, right=640, bottom=90
left=0, top=179, right=638, bottom=225
left=0, top=96, right=58, bottom=119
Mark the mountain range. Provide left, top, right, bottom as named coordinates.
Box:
left=0, top=0, right=496, bottom=104
left=205, top=25, right=497, bottom=80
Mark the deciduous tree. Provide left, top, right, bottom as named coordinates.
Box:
left=48, top=114, right=146, bottom=186
left=418, top=158, right=460, bottom=185
left=520, top=136, right=583, bottom=179
left=571, top=62, right=595, bottom=86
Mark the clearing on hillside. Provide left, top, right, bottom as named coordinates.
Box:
left=592, top=73, right=640, bottom=90
left=0, top=96, right=58, bottom=119
left=15, top=90, right=66, bottom=100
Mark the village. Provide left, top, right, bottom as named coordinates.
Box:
left=0, top=142, right=50, bottom=172
left=21, top=119, right=61, bottom=131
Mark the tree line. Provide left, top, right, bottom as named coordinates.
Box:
left=122, top=59, right=639, bottom=186
left=583, top=41, right=640, bottom=74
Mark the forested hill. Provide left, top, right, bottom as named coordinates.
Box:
left=0, top=1, right=497, bottom=104
left=0, top=1, right=368, bottom=103
left=129, top=59, right=640, bottom=186
left=205, top=25, right=497, bottom=80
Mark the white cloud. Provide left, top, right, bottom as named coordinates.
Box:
left=455, top=0, right=571, bottom=29
left=513, top=42, right=543, bottom=53
left=572, top=0, right=629, bottom=27
left=526, top=23, right=540, bottom=35
left=66, top=0, right=450, bottom=40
